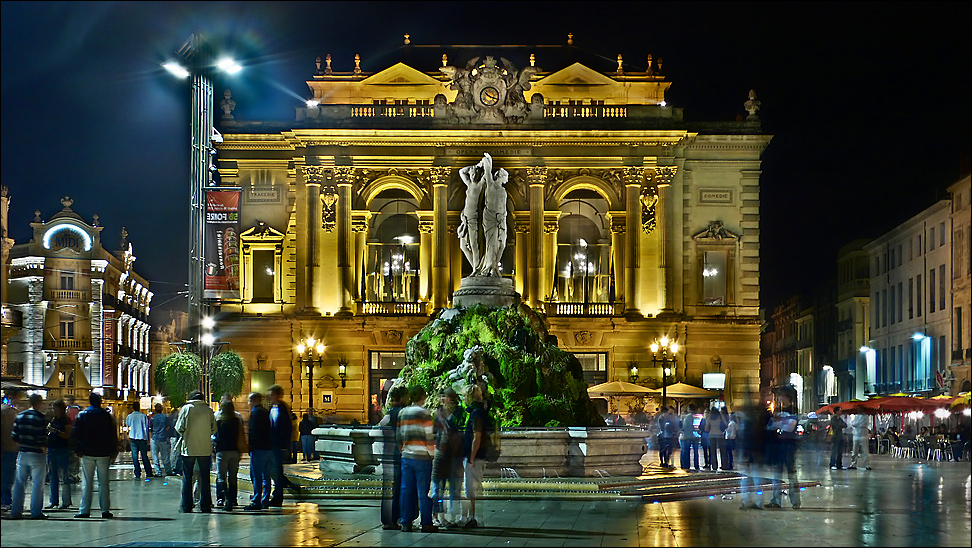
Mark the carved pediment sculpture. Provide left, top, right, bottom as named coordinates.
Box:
left=692, top=221, right=739, bottom=241
left=574, top=330, right=595, bottom=346
left=382, top=330, right=404, bottom=345
left=439, top=55, right=541, bottom=124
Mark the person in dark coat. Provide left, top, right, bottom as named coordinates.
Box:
left=829, top=407, right=847, bottom=470
left=379, top=385, right=408, bottom=530
left=244, top=392, right=272, bottom=511
left=71, top=392, right=117, bottom=519
left=266, top=384, right=293, bottom=507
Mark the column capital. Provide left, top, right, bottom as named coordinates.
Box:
left=621, top=167, right=646, bottom=186
left=429, top=166, right=452, bottom=186
left=331, top=166, right=357, bottom=185
left=418, top=219, right=434, bottom=234
left=526, top=166, right=548, bottom=185
left=650, top=166, right=678, bottom=187
left=302, top=165, right=328, bottom=184
left=543, top=220, right=559, bottom=234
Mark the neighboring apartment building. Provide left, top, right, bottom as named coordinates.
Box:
left=947, top=174, right=971, bottom=394
left=6, top=197, right=153, bottom=403
left=835, top=239, right=872, bottom=400
left=209, top=38, right=772, bottom=421
left=864, top=200, right=952, bottom=396
left=1, top=185, right=22, bottom=382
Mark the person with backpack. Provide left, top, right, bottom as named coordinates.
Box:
left=461, top=384, right=488, bottom=529
left=430, top=388, right=464, bottom=528
left=379, top=385, right=408, bottom=530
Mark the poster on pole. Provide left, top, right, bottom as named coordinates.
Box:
left=204, top=189, right=241, bottom=300
left=102, top=309, right=116, bottom=387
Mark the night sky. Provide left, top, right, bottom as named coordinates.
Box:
left=2, top=1, right=970, bottom=319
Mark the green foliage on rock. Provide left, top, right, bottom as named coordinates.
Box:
left=210, top=351, right=245, bottom=399
left=396, top=302, right=605, bottom=428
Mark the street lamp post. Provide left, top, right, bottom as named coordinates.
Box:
left=650, top=336, right=680, bottom=409
left=297, top=338, right=325, bottom=409
left=164, top=34, right=241, bottom=400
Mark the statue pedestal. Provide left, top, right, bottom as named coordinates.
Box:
left=453, top=276, right=518, bottom=308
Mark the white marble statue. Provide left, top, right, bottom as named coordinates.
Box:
left=457, top=154, right=490, bottom=270
left=476, top=163, right=509, bottom=277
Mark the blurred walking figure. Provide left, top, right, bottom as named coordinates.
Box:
left=72, top=391, right=117, bottom=519
left=679, top=405, right=701, bottom=470
left=847, top=412, right=871, bottom=470
left=767, top=386, right=801, bottom=509
left=299, top=413, right=316, bottom=462
left=214, top=397, right=244, bottom=511
left=63, top=394, right=82, bottom=487
left=656, top=407, right=672, bottom=468
left=379, top=385, right=408, bottom=530
left=244, top=391, right=272, bottom=511
left=828, top=407, right=847, bottom=470
left=45, top=399, right=73, bottom=509
left=149, top=403, right=173, bottom=476
left=704, top=407, right=728, bottom=471
left=266, top=384, right=293, bottom=507
left=723, top=409, right=737, bottom=470
left=431, top=388, right=464, bottom=528
left=175, top=390, right=217, bottom=513
left=737, top=403, right=770, bottom=509
left=460, top=384, right=488, bottom=529
left=1, top=388, right=24, bottom=513
left=10, top=393, right=48, bottom=519
left=398, top=385, right=437, bottom=533
left=125, top=401, right=154, bottom=479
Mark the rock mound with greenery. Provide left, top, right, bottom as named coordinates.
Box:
left=397, top=302, right=605, bottom=428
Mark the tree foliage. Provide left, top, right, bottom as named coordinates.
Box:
left=210, top=350, right=245, bottom=399
left=158, top=351, right=201, bottom=407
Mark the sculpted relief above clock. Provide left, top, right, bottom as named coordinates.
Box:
left=437, top=55, right=541, bottom=124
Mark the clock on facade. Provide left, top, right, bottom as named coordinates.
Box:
left=480, top=86, right=500, bottom=106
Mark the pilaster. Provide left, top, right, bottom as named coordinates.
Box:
left=622, top=168, right=644, bottom=317
left=333, top=166, right=355, bottom=316
left=430, top=168, right=451, bottom=311
left=527, top=167, right=547, bottom=307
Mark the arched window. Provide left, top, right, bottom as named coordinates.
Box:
left=367, top=189, right=419, bottom=302
left=556, top=189, right=611, bottom=303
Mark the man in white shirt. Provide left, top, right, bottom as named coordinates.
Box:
left=124, top=402, right=154, bottom=479
left=724, top=411, right=738, bottom=470
left=847, top=413, right=872, bottom=470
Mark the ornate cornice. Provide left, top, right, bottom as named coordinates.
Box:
left=302, top=165, right=328, bottom=184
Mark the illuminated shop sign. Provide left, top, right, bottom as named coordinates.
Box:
left=43, top=224, right=92, bottom=251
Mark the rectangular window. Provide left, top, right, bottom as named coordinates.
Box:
left=882, top=289, right=887, bottom=327
left=573, top=352, right=608, bottom=386
left=889, top=346, right=896, bottom=385
left=701, top=250, right=728, bottom=306
left=930, top=227, right=936, bottom=250
left=889, top=287, right=895, bottom=325
left=250, top=370, right=275, bottom=394
left=872, top=292, right=879, bottom=329
left=939, top=335, right=946, bottom=370
left=955, top=307, right=964, bottom=358
left=60, top=273, right=75, bottom=290
left=940, top=222, right=946, bottom=246
left=908, top=278, right=914, bottom=319
left=369, top=351, right=405, bottom=420
left=897, top=282, right=903, bottom=323
left=889, top=247, right=895, bottom=269
left=916, top=274, right=922, bottom=316
left=897, top=344, right=903, bottom=389
left=939, top=264, right=945, bottom=311
left=897, top=245, right=902, bottom=266
left=252, top=250, right=274, bottom=303
left=929, top=268, right=936, bottom=313
left=59, top=318, right=75, bottom=339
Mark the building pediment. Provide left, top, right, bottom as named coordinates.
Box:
left=692, top=221, right=739, bottom=242
left=359, top=62, right=442, bottom=87
left=535, top=62, right=617, bottom=87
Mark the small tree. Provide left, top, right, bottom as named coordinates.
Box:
left=210, top=350, right=245, bottom=400
left=163, top=351, right=202, bottom=407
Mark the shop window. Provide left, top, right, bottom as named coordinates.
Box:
left=250, top=370, right=275, bottom=393
left=573, top=352, right=608, bottom=386
left=240, top=222, right=284, bottom=304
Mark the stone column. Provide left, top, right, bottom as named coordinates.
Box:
left=333, top=167, right=355, bottom=316
left=513, top=213, right=530, bottom=297
left=527, top=167, right=547, bottom=307
left=623, top=168, right=644, bottom=317
left=654, top=167, right=677, bottom=312
left=607, top=212, right=626, bottom=306
left=351, top=211, right=371, bottom=305
left=417, top=215, right=434, bottom=302
left=430, top=168, right=451, bottom=311
left=300, top=166, right=326, bottom=312
left=542, top=214, right=560, bottom=303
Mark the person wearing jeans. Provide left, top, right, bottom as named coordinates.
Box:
left=1, top=388, right=24, bottom=511
left=245, top=392, right=273, bottom=510
left=72, top=392, right=117, bottom=519
left=679, top=406, right=701, bottom=470
left=397, top=386, right=436, bottom=533
left=149, top=404, right=173, bottom=476
left=10, top=394, right=49, bottom=519
left=214, top=398, right=243, bottom=510
left=46, top=399, right=73, bottom=509
left=267, top=385, right=293, bottom=507
left=175, top=390, right=216, bottom=513
left=125, top=401, right=153, bottom=479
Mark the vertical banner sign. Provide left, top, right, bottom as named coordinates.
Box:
left=204, top=189, right=242, bottom=299
left=103, top=309, right=115, bottom=387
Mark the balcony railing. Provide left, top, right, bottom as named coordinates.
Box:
left=46, top=338, right=91, bottom=351
left=542, top=301, right=623, bottom=317
left=1, top=361, right=24, bottom=378
left=359, top=301, right=428, bottom=315
left=349, top=105, right=434, bottom=118
left=49, top=289, right=88, bottom=301
left=544, top=105, right=627, bottom=118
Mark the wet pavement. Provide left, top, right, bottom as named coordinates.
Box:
left=1, top=449, right=969, bottom=547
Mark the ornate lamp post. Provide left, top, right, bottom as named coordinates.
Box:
left=296, top=338, right=325, bottom=409
left=650, top=336, right=680, bottom=408
left=163, top=34, right=241, bottom=400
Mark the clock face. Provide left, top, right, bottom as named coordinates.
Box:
left=480, top=86, right=500, bottom=106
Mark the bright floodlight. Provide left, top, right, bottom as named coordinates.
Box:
left=912, top=333, right=925, bottom=340
left=202, top=316, right=215, bottom=329
left=200, top=333, right=215, bottom=346
left=659, top=335, right=670, bottom=347
left=670, top=342, right=679, bottom=354
left=163, top=62, right=190, bottom=78
left=306, top=99, right=320, bottom=107
left=297, top=344, right=306, bottom=354
left=860, top=346, right=870, bottom=353
left=650, top=342, right=659, bottom=353
left=217, top=58, right=242, bottom=74
left=660, top=100, right=667, bottom=107
left=316, top=344, right=325, bottom=354
left=307, top=337, right=315, bottom=347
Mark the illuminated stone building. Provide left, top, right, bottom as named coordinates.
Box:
left=6, top=197, right=153, bottom=403
left=213, top=39, right=772, bottom=421
left=947, top=174, right=970, bottom=394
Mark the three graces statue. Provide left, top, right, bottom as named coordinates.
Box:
left=458, top=153, right=508, bottom=278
